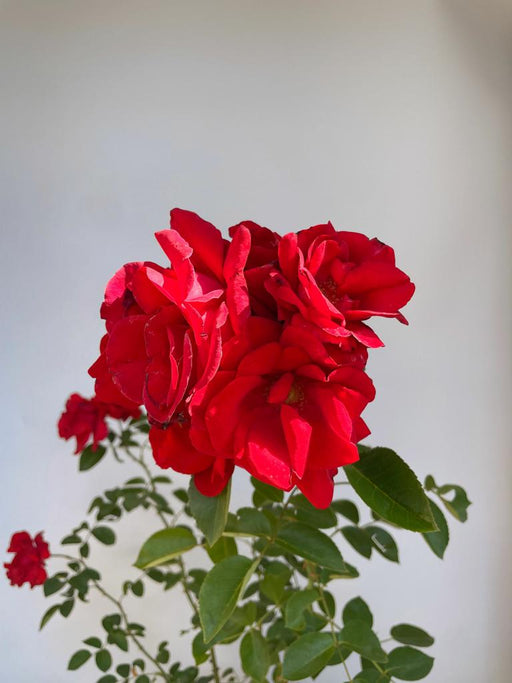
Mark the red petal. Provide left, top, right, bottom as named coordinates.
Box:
left=170, top=208, right=227, bottom=282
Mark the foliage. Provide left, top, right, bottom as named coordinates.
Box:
left=33, top=417, right=470, bottom=681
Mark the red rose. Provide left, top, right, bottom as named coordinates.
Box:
left=58, top=393, right=138, bottom=453
left=182, top=318, right=375, bottom=507
left=4, top=531, right=50, bottom=588
left=266, top=224, right=415, bottom=347
left=58, top=393, right=109, bottom=453
left=89, top=209, right=251, bottom=427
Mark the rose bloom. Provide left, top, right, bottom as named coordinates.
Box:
left=4, top=531, right=50, bottom=588
left=153, top=317, right=375, bottom=508
left=58, top=393, right=138, bottom=453
left=89, top=209, right=253, bottom=428
left=266, top=223, right=415, bottom=348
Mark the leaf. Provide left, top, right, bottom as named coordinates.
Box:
left=39, top=604, right=60, bottom=630
left=117, top=664, right=131, bottom=677
left=251, top=476, right=284, bottom=502
left=259, top=561, right=292, bottom=604
left=95, top=649, right=112, bottom=672
left=344, top=447, right=437, bottom=532
left=83, top=637, right=102, bottom=648
left=366, top=526, right=399, bottom=562
left=341, top=526, right=373, bottom=558
left=68, top=650, right=91, bottom=670
left=189, top=479, right=231, bottom=546
left=331, top=499, right=360, bottom=524
left=282, top=632, right=335, bottom=680
left=225, top=508, right=272, bottom=537
left=79, top=445, right=106, bottom=471
left=59, top=599, right=74, bottom=617
left=97, top=676, right=117, bottom=683
left=92, top=526, right=116, bottom=545
left=339, top=620, right=387, bottom=662
left=131, top=580, right=144, bottom=597
left=240, top=630, right=270, bottom=682
left=206, top=536, right=238, bottom=563
left=134, top=527, right=196, bottom=569
left=199, top=555, right=258, bottom=642
left=192, top=632, right=208, bottom=665
left=107, top=630, right=129, bottom=651
left=422, top=499, right=449, bottom=559
left=438, top=485, right=471, bottom=523
left=285, top=589, right=319, bottom=630
left=276, top=522, right=346, bottom=572
left=387, top=646, right=434, bottom=680
left=343, top=597, right=373, bottom=628
left=291, top=494, right=337, bottom=528
left=353, top=672, right=388, bottom=682
left=390, top=625, right=434, bottom=648
left=424, top=476, right=471, bottom=523
left=43, top=576, right=64, bottom=597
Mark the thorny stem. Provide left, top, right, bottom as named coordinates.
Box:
left=315, top=583, right=353, bottom=683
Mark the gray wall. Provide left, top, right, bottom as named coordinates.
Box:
left=1, top=2, right=511, bottom=681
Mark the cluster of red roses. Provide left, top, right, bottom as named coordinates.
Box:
left=60, top=209, right=414, bottom=509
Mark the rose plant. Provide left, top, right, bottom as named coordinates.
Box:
left=5, top=209, right=470, bottom=682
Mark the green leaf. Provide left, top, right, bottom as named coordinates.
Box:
left=107, top=630, right=129, bottom=651
left=340, top=620, right=387, bottom=662
left=39, top=604, right=60, bottom=630
left=92, top=526, right=116, bottom=545
left=285, top=589, right=319, bottom=630
left=282, top=632, right=335, bottom=680
left=424, top=476, right=471, bottom=523
left=259, top=561, right=292, bottom=604
left=135, top=676, right=150, bottom=683
left=291, top=494, right=337, bottom=528
left=422, top=498, right=449, bottom=558
left=438, top=485, right=471, bottom=523
left=276, top=522, right=346, bottom=572
left=117, top=664, right=131, bottom=677
left=97, top=676, right=117, bottom=683
left=344, top=447, right=437, bottom=532
left=240, top=630, right=270, bottom=682
left=225, top=508, right=272, bottom=537
left=102, top=614, right=122, bottom=632
left=387, top=646, right=434, bottom=680
left=131, top=580, right=144, bottom=597
left=83, top=637, right=102, bottom=648
left=192, top=632, right=209, bottom=665
left=251, top=476, right=284, bottom=502
left=206, top=536, right=238, bottom=563
left=62, top=534, right=82, bottom=545
left=390, top=625, right=434, bottom=648
left=353, top=672, right=388, bottom=682
left=189, top=479, right=231, bottom=546
left=331, top=499, right=360, bottom=524
left=199, top=555, right=258, bottom=642
left=341, top=526, right=373, bottom=558
left=59, top=599, right=74, bottom=617
left=79, top=445, right=106, bottom=471
left=134, top=527, right=196, bottom=569
left=343, top=597, right=373, bottom=628
left=366, top=526, right=399, bottom=562
left=68, top=649, right=91, bottom=670
left=43, top=576, right=64, bottom=597
left=95, top=649, right=112, bottom=672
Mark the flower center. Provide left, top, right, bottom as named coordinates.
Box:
left=285, top=382, right=305, bottom=407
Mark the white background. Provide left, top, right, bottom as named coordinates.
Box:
left=1, top=1, right=511, bottom=681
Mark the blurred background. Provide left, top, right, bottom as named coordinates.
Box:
left=1, top=1, right=511, bottom=681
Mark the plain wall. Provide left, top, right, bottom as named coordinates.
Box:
left=1, top=1, right=511, bottom=681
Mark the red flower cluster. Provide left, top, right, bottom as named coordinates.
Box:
left=58, top=393, right=140, bottom=453
left=4, top=531, right=50, bottom=588
left=88, top=209, right=414, bottom=508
